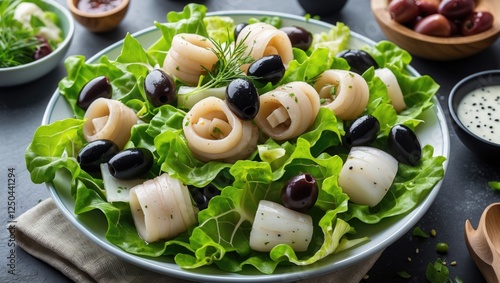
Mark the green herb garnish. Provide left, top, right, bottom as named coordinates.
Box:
left=0, top=0, right=40, bottom=67
left=193, top=32, right=254, bottom=93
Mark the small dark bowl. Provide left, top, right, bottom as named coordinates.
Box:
left=448, top=70, right=500, bottom=161
left=297, top=0, right=348, bottom=16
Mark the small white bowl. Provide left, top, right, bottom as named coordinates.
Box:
left=0, top=0, right=75, bottom=87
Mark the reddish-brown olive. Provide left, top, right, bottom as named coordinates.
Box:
left=107, top=148, right=154, bottom=180
left=279, top=26, right=313, bottom=51
left=438, top=0, right=475, bottom=21
left=344, top=115, right=380, bottom=148
left=144, top=69, right=176, bottom=107
left=225, top=78, right=260, bottom=120
left=388, top=124, right=422, bottom=166
left=281, top=173, right=319, bottom=212
left=33, top=36, right=52, bottom=60
left=416, top=0, right=439, bottom=16
left=388, top=0, right=420, bottom=24
left=413, top=14, right=452, bottom=36
left=77, top=76, right=113, bottom=110
left=247, top=55, right=285, bottom=85
left=77, top=139, right=119, bottom=176
left=461, top=11, right=494, bottom=36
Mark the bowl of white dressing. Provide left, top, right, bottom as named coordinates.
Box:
left=449, top=70, right=500, bottom=161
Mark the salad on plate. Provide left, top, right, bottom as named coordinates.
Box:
left=25, top=3, right=446, bottom=275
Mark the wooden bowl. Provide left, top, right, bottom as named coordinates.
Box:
left=67, top=0, right=130, bottom=33
left=371, top=0, right=500, bottom=60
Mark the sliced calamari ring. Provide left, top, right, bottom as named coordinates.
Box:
left=338, top=146, right=398, bottom=207
left=183, top=96, right=258, bottom=163
left=314, top=70, right=369, bottom=121
left=83, top=98, right=138, bottom=150
left=163, top=33, right=218, bottom=86
left=254, top=82, right=320, bottom=141
left=129, top=173, right=198, bottom=243
left=374, top=68, right=406, bottom=113
left=237, top=23, right=293, bottom=68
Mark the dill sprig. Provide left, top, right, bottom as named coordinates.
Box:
left=0, top=0, right=41, bottom=68
left=190, top=32, right=255, bottom=93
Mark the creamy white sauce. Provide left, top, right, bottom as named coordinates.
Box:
left=457, top=85, right=500, bottom=143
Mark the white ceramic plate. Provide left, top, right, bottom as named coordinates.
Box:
left=42, top=11, right=450, bottom=282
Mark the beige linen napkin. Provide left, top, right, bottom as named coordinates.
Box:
left=12, top=198, right=381, bottom=283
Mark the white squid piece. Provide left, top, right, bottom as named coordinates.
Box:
left=83, top=98, right=138, bottom=150
left=254, top=82, right=320, bottom=141
left=183, top=96, right=259, bottom=163
left=163, top=33, right=219, bottom=86
left=338, top=146, right=399, bottom=207
left=129, top=173, right=198, bottom=243
left=249, top=200, right=313, bottom=252
left=237, top=22, right=293, bottom=70
left=374, top=68, right=407, bottom=113
left=314, top=70, right=370, bottom=121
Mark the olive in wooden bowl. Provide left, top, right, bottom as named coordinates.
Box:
left=371, top=0, right=500, bottom=60
left=67, top=0, right=130, bottom=33
left=448, top=70, right=500, bottom=161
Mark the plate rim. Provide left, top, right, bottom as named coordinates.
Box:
left=41, top=10, right=451, bottom=282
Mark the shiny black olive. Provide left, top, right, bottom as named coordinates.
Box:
left=77, top=139, right=119, bottom=175
left=225, top=78, right=260, bottom=120
left=77, top=76, right=112, bottom=110
left=189, top=187, right=208, bottom=210
left=343, top=115, right=380, bottom=148
left=234, top=23, right=248, bottom=41
left=189, top=184, right=221, bottom=210
left=388, top=124, right=422, bottom=166
left=107, top=148, right=154, bottom=180
left=279, top=26, right=313, bottom=51
left=281, top=173, right=319, bottom=212
left=336, top=49, right=379, bottom=75
left=247, top=55, right=285, bottom=85
left=144, top=69, right=176, bottom=107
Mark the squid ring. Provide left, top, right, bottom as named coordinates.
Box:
left=83, top=98, right=138, bottom=150
left=183, top=96, right=258, bottom=163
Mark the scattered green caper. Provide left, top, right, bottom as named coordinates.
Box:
left=436, top=242, right=449, bottom=254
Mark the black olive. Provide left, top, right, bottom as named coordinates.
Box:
left=225, top=78, right=260, bottom=120
left=247, top=55, right=285, bottom=85
left=203, top=184, right=221, bottom=199
left=77, top=76, right=112, bottom=110
left=77, top=139, right=119, bottom=175
left=189, top=187, right=208, bottom=210
left=107, top=148, right=154, bottom=180
left=343, top=115, right=380, bottom=148
left=279, top=26, right=313, bottom=51
left=234, top=23, right=248, bottom=41
left=144, top=69, right=176, bottom=107
left=281, top=173, right=319, bottom=212
left=336, top=49, right=379, bottom=75
left=189, top=184, right=221, bottom=210
left=388, top=124, right=422, bottom=166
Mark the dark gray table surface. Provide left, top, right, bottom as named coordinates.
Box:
left=1, top=0, right=499, bottom=282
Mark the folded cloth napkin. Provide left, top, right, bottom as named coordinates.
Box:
left=13, top=198, right=381, bottom=283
